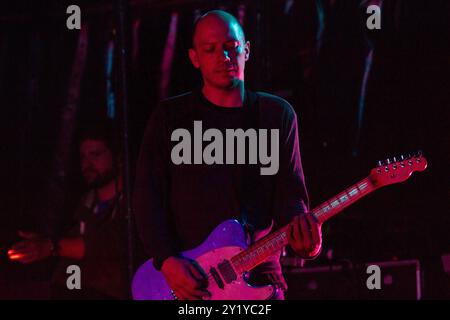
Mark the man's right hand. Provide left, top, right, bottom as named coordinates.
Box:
left=160, top=256, right=210, bottom=300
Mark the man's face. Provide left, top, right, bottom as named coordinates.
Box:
left=80, top=139, right=115, bottom=188
left=189, top=16, right=250, bottom=90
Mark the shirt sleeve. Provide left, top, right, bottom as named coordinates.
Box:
left=273, top=104, right=310, bottom=227
left=132, top=104, right=178, bottom=270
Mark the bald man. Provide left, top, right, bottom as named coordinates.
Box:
left=134, top=10, right=322, bottom=300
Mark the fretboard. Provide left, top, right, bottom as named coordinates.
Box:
left=231, top=177, right=376, bottom=273
left=313, top=177, right=375, bottom=224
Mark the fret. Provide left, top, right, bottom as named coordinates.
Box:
left=244, top=256, right=250, bottom=268
left=330, top=199, right=340, bottom=208
left=339, top=194, right=349, bottom=203
left=315, top=207, right=323, bottom=216
left=316, top=210, right=324, bottom=220
left=358, top=180, right=368, bottom=191
left=316, top=206, right=328, bottom=221
left=278, top=233, right=285, bottom=244
left=326, top=200, right=333, bottom=211
left=348, top=187, right=359, bottom=197
left=261, top=243, right=267, bottom=252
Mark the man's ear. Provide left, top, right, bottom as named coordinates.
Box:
left=188, top=48, right=200, bottom=69
left=244, top=41, right=250, bottom=61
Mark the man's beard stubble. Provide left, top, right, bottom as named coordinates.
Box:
left=86, top=168, right=117, bottom=189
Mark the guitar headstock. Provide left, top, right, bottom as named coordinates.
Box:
left=369, top=151, right=427, bottom=188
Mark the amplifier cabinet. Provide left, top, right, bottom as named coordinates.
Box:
left=283, top=259, right=421, bottom=300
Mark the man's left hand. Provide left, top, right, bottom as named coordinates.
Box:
left=288, top=213, right=322, bottom=259
left=8, top=231, right=53, bottom=264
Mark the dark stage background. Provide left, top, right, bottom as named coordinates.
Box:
left=0, top=0, right=449, bottom=299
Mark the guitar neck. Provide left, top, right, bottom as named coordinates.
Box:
left=313, top=177, right=376, bottom=224
left=231, top=177, right=377, bottom=273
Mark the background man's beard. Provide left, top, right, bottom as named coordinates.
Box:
left=87, top=169, right=117, bottom=189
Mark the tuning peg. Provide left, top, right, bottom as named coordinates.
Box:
left=393, top=156, right=397, bottom=162
left=377, top=160, right=383, bottom=167
left=400, top=154, right=405, bottom=161
left=385, top=158, right=391, bottom=165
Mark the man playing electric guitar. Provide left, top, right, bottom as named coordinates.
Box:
left=133, top=10, right=322, bottom=300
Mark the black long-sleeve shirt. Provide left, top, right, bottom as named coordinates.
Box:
left=133, top=89, right=309, bottom=289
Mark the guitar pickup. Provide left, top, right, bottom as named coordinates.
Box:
left=218, top=260, right=237, bottom=284
left=209, top=267, right=225, bottom=289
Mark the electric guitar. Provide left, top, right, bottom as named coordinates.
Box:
left=132, top=152, right=427, bottom=300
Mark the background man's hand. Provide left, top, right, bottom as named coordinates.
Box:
left=288, top=213, right=322, bottom=259
left=160, top=256, right=210, bottom=300
left=8, top=231, right=53, bottom=264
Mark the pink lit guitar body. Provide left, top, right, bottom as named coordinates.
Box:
left=132, top=220, right=275, bottom=300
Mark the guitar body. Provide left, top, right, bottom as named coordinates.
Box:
left=132, top=220, right=275, bottom=300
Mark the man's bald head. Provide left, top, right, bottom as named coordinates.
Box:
left=192, top=10, right=245, bottom=49
left=188, top=10, right=250, bottom=91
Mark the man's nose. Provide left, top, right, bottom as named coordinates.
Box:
left=219, top=49, right=231, bottom=62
